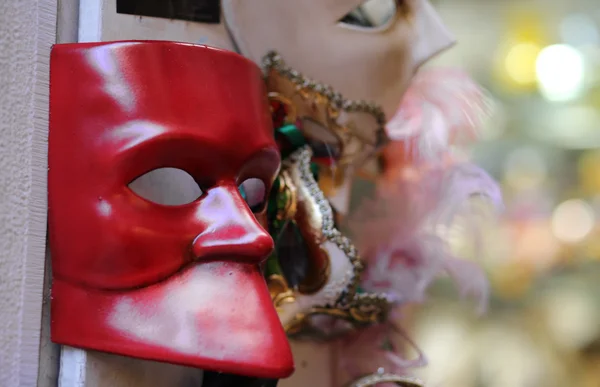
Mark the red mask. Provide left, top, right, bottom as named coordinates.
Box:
left=48, top=41, right=293, bottom=379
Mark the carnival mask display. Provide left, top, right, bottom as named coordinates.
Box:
left=48, top=40, right=294, bottom=379
left=222, top=0, right=455, bottom=119
left=261, top=54, right=394, bottom=339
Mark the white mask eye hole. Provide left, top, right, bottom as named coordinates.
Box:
left=338, top=0, right=400, bottom=32
left=128, top=168, right=202, bottom=206
left=239, top=178, right=267, bottom=213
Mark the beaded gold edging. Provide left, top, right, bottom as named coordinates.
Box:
left=286, top=146, right=393, bottom=327
left=286, top=146, right=361, bottom=303
left=262, top=51, right=386, bottom=125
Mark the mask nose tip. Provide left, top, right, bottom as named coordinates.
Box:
left=192, top=224, right=274, bottom=264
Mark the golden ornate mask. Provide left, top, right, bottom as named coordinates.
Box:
left=263, top=51, right=389, bottom=196
left=265, top=146, right=392, bottom=338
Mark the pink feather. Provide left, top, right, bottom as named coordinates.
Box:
left=385, top=67, right=494, bottom=161
left=337, top=67, right=501, bottom=378
left=339, top=162, right=500, bottom=378
left=349, top=162, right=501, bottom=307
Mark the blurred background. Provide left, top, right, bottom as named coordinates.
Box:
left=409, top=0, right=600, bottom=386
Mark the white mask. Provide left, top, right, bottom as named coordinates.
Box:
left=223, top=0, right=455, bottom=118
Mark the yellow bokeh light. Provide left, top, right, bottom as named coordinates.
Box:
left=578, top=150, right=600, bottom=195
left=504, top=42, right=541, bottom=86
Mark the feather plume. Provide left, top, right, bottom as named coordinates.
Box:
left=339, top=161, right=501, bottom=377
left=338, top=67, right=501, bottom=378
left=349, top=162, right=501, bottom=307
left=385, top=68, right=495, bottom=161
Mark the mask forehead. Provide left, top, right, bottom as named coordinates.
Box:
left=51, top=42, right=274, bottom=174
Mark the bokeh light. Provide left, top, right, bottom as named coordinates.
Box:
left=504, top=42, right=541, bottom=86
left=551, top=199, right=595, bottom=244
left=408, top=2, right=600, bottom=386
left=542, top=287, right=599, bottom=350
left=535, top=44, right=585, bottom=102
left=578, top=151, right=600, bottom=196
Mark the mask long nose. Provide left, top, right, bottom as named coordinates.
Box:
left=192, top=185, right=274, bottom=263
left=412, top=0, right=456, bottom=69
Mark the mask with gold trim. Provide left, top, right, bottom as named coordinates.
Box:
left=265, top=146, right=394, bottom=338
left=262, top=53, right=394, bottom=338
left=263, top=51, right=389, bottom=209
left=222, top=0, right=455, bottom=217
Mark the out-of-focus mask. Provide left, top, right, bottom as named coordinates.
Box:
left=48, top=40, right=293, bottom=379
left=222, top=0, right=455, bottom=210
left=223, top=0, right=455, bottom=119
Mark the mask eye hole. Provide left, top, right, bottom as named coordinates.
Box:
left=239, top=178, right=267, bottom=213
left=300, top=118, right=342, bottom=160
left=338, top=0, right=400, bottom=31
left=128, top=168, right=202, bottom=206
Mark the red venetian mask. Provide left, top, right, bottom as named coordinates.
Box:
left=48, top=41, right=293, bottom=379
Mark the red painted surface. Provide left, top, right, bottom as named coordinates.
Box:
left=48, top=41, right=293, bottom=378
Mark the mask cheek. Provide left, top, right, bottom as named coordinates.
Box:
left=313, top=31, right=398, bottom=98
left=346, top=31, right=414, bottom=117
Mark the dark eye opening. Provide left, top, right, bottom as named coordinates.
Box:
left=339, top=0, right=400, bottom=30
left=239, top=178, right=267, bottom=213
left=128, top=168, right=202, bottom=206
left=300, top=117, right=342, bottom=160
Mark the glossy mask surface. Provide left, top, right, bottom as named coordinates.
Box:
left=48, top=41, right=293, bottom=378
left=223, top=0, right=455, bottom=118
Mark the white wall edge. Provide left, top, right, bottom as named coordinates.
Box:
left=59, top=347, right=87, bottom=387
left=78, top=0, right=103, bottom=42
left=0, top=0, right=56, bottom=385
